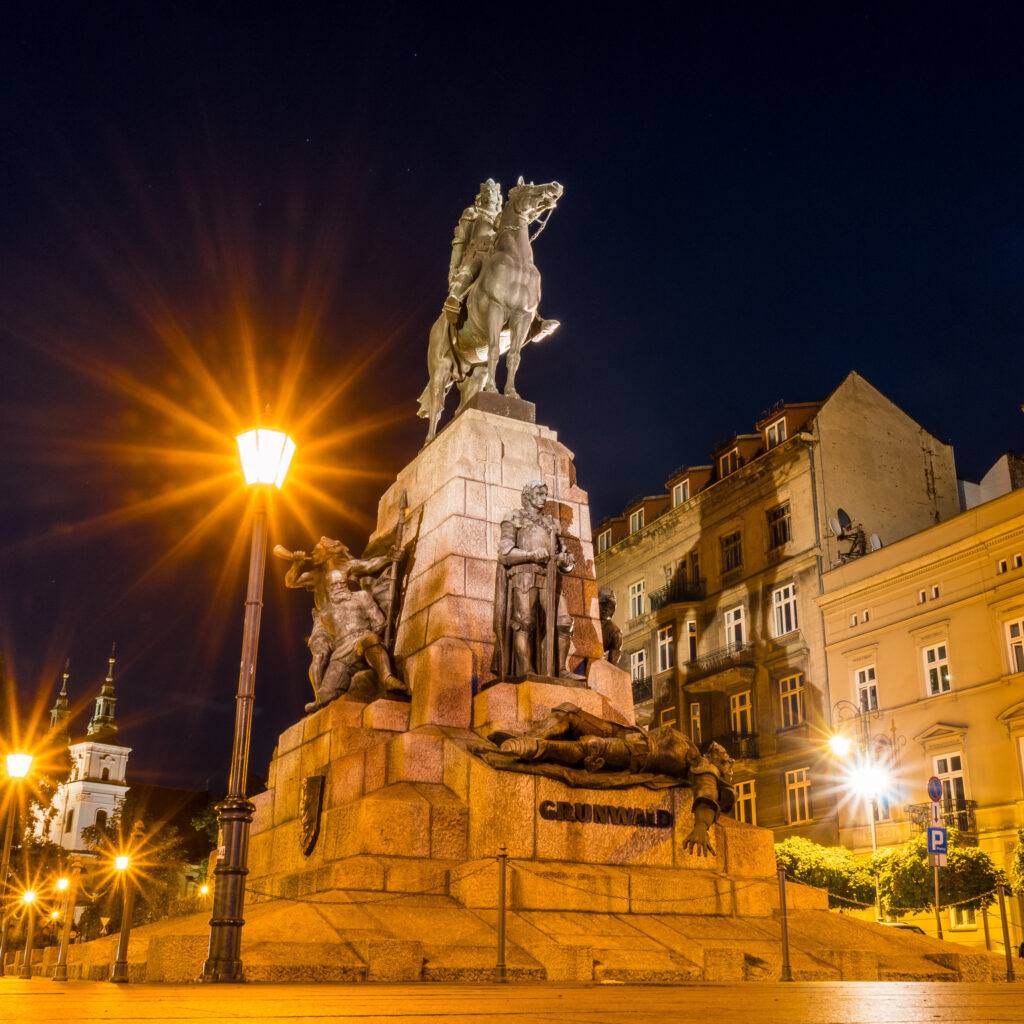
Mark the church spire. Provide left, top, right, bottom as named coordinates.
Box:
left=49, top=659, right=71, bottom=736
left=87, top=643, right=118, bottom=737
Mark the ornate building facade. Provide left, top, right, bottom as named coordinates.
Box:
left=594, top=372, right=960, bottom=844
left=42, top=647, right=131, bottom=852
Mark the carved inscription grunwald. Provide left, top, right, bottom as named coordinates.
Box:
left=538, top=800, right=673, bottom=829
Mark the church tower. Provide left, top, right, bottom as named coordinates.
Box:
left=49, top=660, right=71, bottom=739
left=43, top=646, right=132, bottom=852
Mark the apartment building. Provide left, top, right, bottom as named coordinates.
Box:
left=817, top=481, right=1024, bottom=946
left=594, top=372, right=959, bottom=844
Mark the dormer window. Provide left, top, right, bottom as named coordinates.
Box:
left=671, top=480, right=690, bottom=507
left=719, top=449, right=740, bottom=477
left=628, top=509, right=644, bottom=534
left=766, top=417, right=787, bottom=449
left=597, top=528, right=611, bottom=553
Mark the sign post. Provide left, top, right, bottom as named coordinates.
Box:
left=926, top=776, right=945, bottom=939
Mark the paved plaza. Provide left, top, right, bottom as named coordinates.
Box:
left=0, top=980, right=1022, bottom=1024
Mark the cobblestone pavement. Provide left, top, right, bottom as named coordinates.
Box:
left=1, top=980, right=1023, bottom=1024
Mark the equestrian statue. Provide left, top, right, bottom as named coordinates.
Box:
left=417, top=177, right=563, bottom=443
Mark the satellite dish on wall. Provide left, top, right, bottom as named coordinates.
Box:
left=869, top=533, right=882, bottom=552
left=828, top=516, right=842, bottom=538
left=837, top=508, right=852, bottom=530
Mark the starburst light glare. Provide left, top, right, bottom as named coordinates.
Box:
left=6, top=753, right=32, bottom=778
left=56, top=878, right=69, bottom=892
left=828, top=734, right=852, bottom=757
left=115, top=855, right=130, bottom=872
left=850, top=763, right=888, bottom=797
left=22, top=890, right=36, bottom=904
left=235, top=428, right=296, bottom=488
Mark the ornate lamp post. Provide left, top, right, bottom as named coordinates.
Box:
left=18, top=890, right=36, bottom=979
left=52, top=859, right=82, bottom=981
left=0, top=752, right=33, bottom=976
left=200, top=427, right=295, bottom=983
left=109, top=820, right=145, bottom=983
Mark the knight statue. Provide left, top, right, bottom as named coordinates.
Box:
left=443, top=178, right=502, bottom=325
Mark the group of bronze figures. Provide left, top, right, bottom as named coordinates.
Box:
left=277, top=178, right=734, bottom=850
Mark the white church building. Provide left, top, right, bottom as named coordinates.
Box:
left=42, top=647, right=131, bottom=852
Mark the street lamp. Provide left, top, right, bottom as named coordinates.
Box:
left=200, top=426, right=295, bottom=983
left=0, top=752, right=33, bottom=976
left=53, top=861, right=81, bottom=981
left=18, top=890, right=36, bottom=979
left=109, top=821, right=145, bottom=983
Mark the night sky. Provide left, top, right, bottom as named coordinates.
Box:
left=2, top=5, right=1022, bottom=790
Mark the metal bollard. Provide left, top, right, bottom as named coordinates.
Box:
left=997, top=883, right=1015, bottom=983
left=494, top=845, right=508, bottom=983
left=777, top=863, right=793, bottom=982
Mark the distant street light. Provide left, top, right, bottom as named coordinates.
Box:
left=109, top=821, right=145, bottom=983
left=19, top=890, right=36, bottom=979
left=53, top=860, right=82, bottom=982
left=200, top=427, right=295, bottom=983
left=0, top=751, right=33, bottom=976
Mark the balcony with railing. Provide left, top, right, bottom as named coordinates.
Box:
left=649, top=577, right=706, bottom=611
left=683, top=641, right=755, bottom=685
left=712, top=731, right=760, bottom=761
left=631, top=675, right=653, bottom=704
left=904, top=799, right=978, bottom=842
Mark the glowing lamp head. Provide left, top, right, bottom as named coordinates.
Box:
left=115, top=855, right=130, bottom=872
left=50, top=910, right=59, bottom=920
left=199, top=884, right=209, bottom=896
left=56, top=877, right=69, bottom=892
left=828, top=734, right=852, bottom=757
left=236, top=428, right=296, bottom=488
left=6, top=753, right=32, bottom=779
left=850, top=763, right=888, bottom=798
left=22, top=890, right=36, bottom=905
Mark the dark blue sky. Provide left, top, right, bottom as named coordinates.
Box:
left=2, top=4, right=1022, bottom=788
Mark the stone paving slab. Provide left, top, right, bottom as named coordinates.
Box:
left=0, top=980, right=1023, bottom=1024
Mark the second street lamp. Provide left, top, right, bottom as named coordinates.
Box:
left=0, top=752, right=33, bottom=976
left=200, top=427, right=295, bottom=983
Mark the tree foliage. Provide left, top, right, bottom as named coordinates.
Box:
left=775, top=836, right=877, bottom=909
left=1008, top=828, right=1024, bottom=897
left=875, top=830, right=1001, bottom=916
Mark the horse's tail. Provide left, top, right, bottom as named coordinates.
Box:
left=417, top=317, right=455, bottom=420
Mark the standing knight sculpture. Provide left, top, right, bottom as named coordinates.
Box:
left=492, top=481, right=584, bottom=680
left=443, top=178, right=502, bottom=325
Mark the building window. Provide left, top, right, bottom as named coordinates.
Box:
left=924, top=643, right=951, bottom=695
left=672, top=480, right=690, bottom=507
left=730, top=690, right=752, bottom=734
left=918, top=589, right=927, bottom=604
left=689, top=548, right=700, bottom=583
left=95, top=810, right=108, bottom=830
left=856, top=666, right=878, bottom=712
left=657, top=625, right=675, bottom=672
left=850, top=613, right=858, bottom=626
left=628, top=579, right=645, bottom=619
left=689, top=702, right=702, bottom=746
left=765, top=417, right=787, bottom=449
left=734, top=780, right=757, bottom=825
left=629, top=649, right=647, bottom=683
left=771, top=583, right=798, bottom=637
left=998, top=559, right=1008, bottom=574
left=950, top=905, right=977, bottom=929
left=724, top=605, right=745, bottom=646
left=720, top=530, right=742, bottom=573
left=785, top=768, right=812, bottom=824
left=686, top=620, right=697, bottom=661
left=1015, top=554, right=1023, bottom=569
left=64, top=809, right=74, bottom=833
left=779, top=674, right=805, bottom=728
left=597, top=529, right=611, bottom=553
left=659, top=707, right=677, bottom=727
left=628, top=508, right=644, bottom=534
left=931, top=584, right=940, bottom=599
left=863, top=609, right=870, bottom=622
left=934, top=753, right=968, bottom=820
left=766, top=502, right=792, bottom=549
left=719, top=449, right=739, bottom=477
left=1007, top=619, right=1024, bottom=674
left=101, top=767, right=110, bottom=780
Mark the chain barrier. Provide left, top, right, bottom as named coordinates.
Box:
left=801, top=881, right=1010, bottom=915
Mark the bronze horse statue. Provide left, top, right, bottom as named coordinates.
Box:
left=417, top=178, right=563, bottom=443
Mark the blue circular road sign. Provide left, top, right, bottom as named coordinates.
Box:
left=927, top=776, right=942, bottom=801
